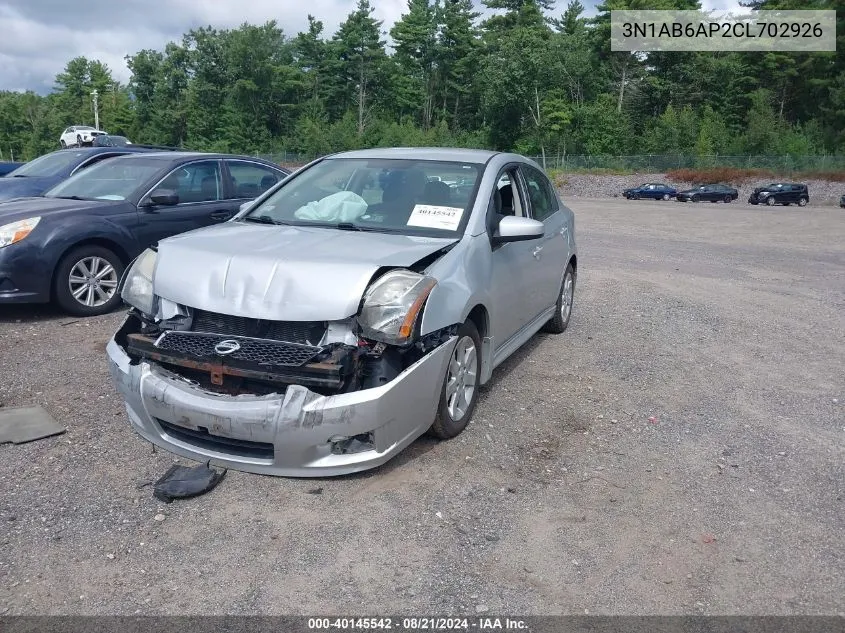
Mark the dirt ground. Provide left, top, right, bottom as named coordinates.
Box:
left=1, top=198, right=843, bottom=615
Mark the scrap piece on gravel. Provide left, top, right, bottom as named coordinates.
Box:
left=0, top=406, right=65, bottom=444
left=153, top=462, right=226, bottom=503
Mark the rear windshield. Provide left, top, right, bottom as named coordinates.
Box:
left=8, top=151, right=90, bottom=178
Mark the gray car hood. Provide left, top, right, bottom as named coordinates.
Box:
left=153, top=222, right=457, bottom=321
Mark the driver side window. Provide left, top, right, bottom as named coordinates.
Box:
left=494, top=171, right=526, bottom=218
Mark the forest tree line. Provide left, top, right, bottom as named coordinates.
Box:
left=0, top=0, right=843, bottom=162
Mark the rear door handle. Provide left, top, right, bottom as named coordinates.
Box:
left=210, top=211, right=233, bottom=221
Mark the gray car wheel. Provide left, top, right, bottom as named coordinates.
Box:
left=766, top=196, right=776, bottom=206
left=798, top=197, right=808, bottom=207
left=662, top=193, right=670, bottom=201
left=54, top=245, right=124, bottom=316
left=543, top=262, right=575, bottom=334
left=428, top=320, right=481, bottom=440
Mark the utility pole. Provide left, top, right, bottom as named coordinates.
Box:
left=91, top=90, right=99, bottom=129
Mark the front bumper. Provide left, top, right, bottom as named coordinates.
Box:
left=107, top=334, right=457, bottom=477
left=0, top=243, right=52, bottom=304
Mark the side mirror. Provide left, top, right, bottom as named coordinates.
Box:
left=492, top=215, right=544, bottom=244
left=148, top=189, right=179, bottom=206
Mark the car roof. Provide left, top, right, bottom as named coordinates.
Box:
left=329, top=147, right=500, bottom=163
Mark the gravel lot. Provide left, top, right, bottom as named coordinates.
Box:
left=1, top=198, right=843, bottom=615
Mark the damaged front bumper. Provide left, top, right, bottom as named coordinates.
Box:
left=106, top=332, right=457, bottom=477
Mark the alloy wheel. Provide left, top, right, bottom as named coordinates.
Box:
left=445, top=336, right=478, bottom=422
left=68, top=256, right=119, bottom=308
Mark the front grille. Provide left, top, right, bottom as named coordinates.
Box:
left=155, top=331, right=322, bottom=368
left=192, top=309, right=325, bottom=345
left=157, top=419, right=274, bottom=460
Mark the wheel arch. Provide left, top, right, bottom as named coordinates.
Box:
left=50, top=238, right=130, bottom=299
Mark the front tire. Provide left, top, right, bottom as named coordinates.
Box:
left=60, top=140, right=67, bottom=149
left=766, top=196, right=776, bottom=206
left=724, top=195, right=732, bottom=203
left=662, top=193, right=670, bottom=201
left=428, top=320, right=481, bottom=440
left=54, top=245, right=124, bottom=316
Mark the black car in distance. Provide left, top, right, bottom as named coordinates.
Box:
left=748, top=183, right=809, bottom=207
left=676, top=183, right=739, bottom=203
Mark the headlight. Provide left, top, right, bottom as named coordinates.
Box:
left=0, top=217, right=41, bottom=248
left=121, top=248, right=157, bottom=316
left=358, top=269, right=437, bottom=345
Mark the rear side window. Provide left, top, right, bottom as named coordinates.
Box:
left=226, top=160, right=283, bottom=199
left=522, top=166, right=559, bottom=221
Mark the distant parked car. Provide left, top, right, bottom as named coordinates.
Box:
left=0, top=162, right=24, bottom=177
left=748, top=183, right=809, bottom=207
left=0, top=147, right=159, bottom=202
left=676, top=184, right=738, bottom=203
left=92, top=134, right=132, bottom=147
left=623, top=182, right=677, bottom=200
left=59, top=125, right=107, bottom=148
left=0, top=152, right=289, bottom=315
left=840, top=193, right=845, bottom=208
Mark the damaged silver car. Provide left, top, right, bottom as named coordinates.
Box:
left=107, top=148, right=577, bottom=476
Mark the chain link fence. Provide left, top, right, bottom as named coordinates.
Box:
left=258, top=151, right=845, bottom=174
left=528, top=154, right=845, bottom=173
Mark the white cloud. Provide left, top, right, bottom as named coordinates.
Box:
left=0, top=0, right=407, bottom=91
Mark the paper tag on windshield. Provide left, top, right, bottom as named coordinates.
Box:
left=407, top=205, right=464, bottom=230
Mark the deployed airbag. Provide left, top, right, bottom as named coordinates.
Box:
left=294, top=191, right=367, bottom=222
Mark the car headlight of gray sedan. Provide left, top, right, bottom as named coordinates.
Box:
left=120, top=248, right=157, bottom=317
left=358, top=269, right=437, bottom=346
left=104, top=148, right=578, bottom=478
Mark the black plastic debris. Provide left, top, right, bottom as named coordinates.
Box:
left=153, top=461, right=226, bottom=503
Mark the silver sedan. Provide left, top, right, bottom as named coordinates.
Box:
left=107, top=148, right=578, bottom=476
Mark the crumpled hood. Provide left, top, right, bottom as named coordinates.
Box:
left=153, top=221, right=457, bottom=321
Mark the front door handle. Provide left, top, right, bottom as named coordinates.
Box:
left=210, top=210, right=233, bottom=221
left=533, top=246, right=543, bottom=259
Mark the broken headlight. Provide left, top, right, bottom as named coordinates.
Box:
left=121, top=248, right=157, bottom=317
left=358, top=269, right=437, bottom=346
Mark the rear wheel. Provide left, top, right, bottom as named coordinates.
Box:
left=54, top=245, right=124, bottom=316
left=662, top=193, right=670, bottom=201
left=724, top=195, right=732, bottom=203
left=428, top=320, right=481, bottom=440
left=543, top=263, right=575, bottom=334
left=798, top=197, right=808, bottom=207
left=692, top=194, right=700, bottom=203
left=766, top=196, right=776, bottom=206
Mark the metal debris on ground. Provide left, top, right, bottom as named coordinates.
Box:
left=152, top=462, right=226, bottom=503
left=0, top=406, right=65, bottom=444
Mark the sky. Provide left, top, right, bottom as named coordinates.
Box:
left=0, top=0, right=744, bottom=94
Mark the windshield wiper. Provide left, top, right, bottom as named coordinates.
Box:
left=242, top=215, right=286, bottom=225
left=331, top=223, right=404, bottom=233
left=51, top=195, right=89, bottom=200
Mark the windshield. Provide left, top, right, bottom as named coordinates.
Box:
left=45, top=157, right=164, bottom=201
left=244, top=158, right=482, bottom=235
left=8, top=150, right=91, bottom=178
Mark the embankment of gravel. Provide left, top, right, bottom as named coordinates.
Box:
left=555, top=173, right=845, bottom=206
